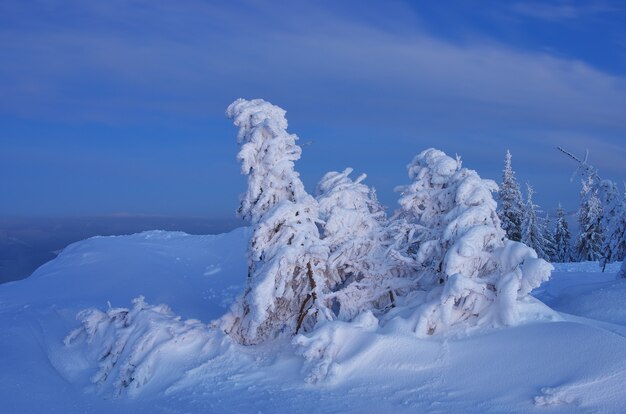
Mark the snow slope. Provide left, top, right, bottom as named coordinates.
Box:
left=1, top=229, right=625, bottom=413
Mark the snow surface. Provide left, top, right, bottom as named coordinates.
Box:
left=1, top=229, right=625, bottom=413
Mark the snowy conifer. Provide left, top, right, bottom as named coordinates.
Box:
left=543, top=213, right=557, bottom=262
left=576, top=176, right=604, bottom=262
left=498, top=150, right=525, bottom=241
left=316, top=168, right=398, bottom=320
left=394, top=149, right=552, bottom=335
left=553, top=204, right=572, bottom=262
left=598, top=180, right=625, bottom=270
left=222, top=98, right=329, bottom=344
left=520, top=184, right=550, bottom=261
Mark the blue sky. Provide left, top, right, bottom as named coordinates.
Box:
left=1, top=0, right=625, bottom=219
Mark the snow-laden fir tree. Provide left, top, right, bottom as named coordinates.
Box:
left=557, top=147, right=610, bottom=264
left=221, top=98, right=330, bottom=345
left=316, top=168, right=400, bottom=320
left=394, top=149, right=470, bottom=290
left=520, top=184, right=550, bottom=261
left=553, top=204, right=572, bottom=262
left=498, top=150, right=525, bottom=242
left=576, top=175, right=604, bottom=262
left=543, top=213, right=557, bottom=262
left=598, top=180, right=625, bottom=270
left=394, top=149, right=552, bottom=335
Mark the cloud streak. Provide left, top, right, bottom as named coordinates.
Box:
left=1, top=1, right=625, bottom=129
left=509, top=1, right=621, bottom=21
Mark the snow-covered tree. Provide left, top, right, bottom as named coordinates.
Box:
left=553, top=204, right=572, bottom=262
left=221, top=98, right=330, bottom=345
left=576, top=176, right=604, bottom=262
left=557, top=147, right=613, bottom=264
left=598, top=180, right=625, bottom=270
left=498, top=150, right=525, bottom=242
left=316, top=168, right=400, bottom=320
left=394, top=149, right=552, bottom=335
left=543, top=213, right=557, bottom=262
left=520, top=184, right=550, bottom=261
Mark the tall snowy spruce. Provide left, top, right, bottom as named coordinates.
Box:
left=316, top=168, right=398, bottom=320
left=556, top=147, right=614, bottom=265
left=520, top=184, right=550, bottom=261
left=498, top=150, right=525, bottom=242
left=576, top=176, right=604, bottom=262
left=598, top=180, right=626, bottom=270
left=553, top=204, right=572, bottom=262
left=394, top=149, right=552, bottom=335
left=221, top=99, right=329, bottom=345
left=543, top=213, right=558, bottom=262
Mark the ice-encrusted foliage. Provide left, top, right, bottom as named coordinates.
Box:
left=393, top=149, right=552, bottom=335
left=576, top=176, right=604, bottom=262
left=521, top=184, right=550, bottom=261
left=222, top=99, right=329, bottom=345
left=498, top=150, right=524, bottom=242
left=65, top=297, right=227, bottom=396
left=316, top=168, right=400, bottom=321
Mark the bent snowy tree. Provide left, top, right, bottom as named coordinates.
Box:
left=393, top=149, right=553, bottom=334
left=221, top=99, right=330, bottom=345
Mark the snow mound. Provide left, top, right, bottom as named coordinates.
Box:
left=64, top=296, right=233, bottom=397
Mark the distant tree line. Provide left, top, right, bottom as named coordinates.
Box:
left=497, top=149, right=625, bottom=269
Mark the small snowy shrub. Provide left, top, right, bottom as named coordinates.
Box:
left=294, top=310, right=379, bottom=384
left=65, top=297, right=225, bottom=396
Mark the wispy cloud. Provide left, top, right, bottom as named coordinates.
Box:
left=509, top=1, right=621, bottom=21
left=1, top=0, right=625, bottom=129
